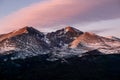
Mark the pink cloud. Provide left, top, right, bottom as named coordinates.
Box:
left=0, top=0, right=120, bottom=33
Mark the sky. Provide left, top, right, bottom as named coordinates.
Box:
left=0, top=0, right=120, bottom=37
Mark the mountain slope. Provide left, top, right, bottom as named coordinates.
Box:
left=0, top=27, right=50, bottom=59
left=69, top=32, right=120, bottom=54
left=46, top=26, right=83, bottom=47
left=0, top=26, right=120, bottom=60
left=0, top=26, right=120, bottom=80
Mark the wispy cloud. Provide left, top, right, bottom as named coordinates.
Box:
left=0, top=0, right=120, bottom=33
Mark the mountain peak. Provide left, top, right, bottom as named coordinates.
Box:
left=12, top=26, right=29, bottom=34
left=69, top=32, right=101, bottom=48
left=0, top=26, right=44, bottom=42
left=9, top=26, right=43, bottom=36
left=14, top=26, right=40, bottom=34
left=1, top=26, right=120, bottom=60
left=7, top=26, right=37, bottom=36
left=65, top=26, right=81, bottom=33
left=46, top=26, right=83, bottom=47
left=65, top=26, right=74, bottom=32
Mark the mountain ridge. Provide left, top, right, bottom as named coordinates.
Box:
left=0, top=27, right=120, bottom=80
left=0, top=26, right=120, bottom=60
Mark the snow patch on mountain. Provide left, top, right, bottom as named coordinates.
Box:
left=0, top=26, right=120, bottom=60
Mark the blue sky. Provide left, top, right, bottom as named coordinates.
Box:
left=0, top=0, right=42, bottom=18
left=0, top=0, right=120, bottom=37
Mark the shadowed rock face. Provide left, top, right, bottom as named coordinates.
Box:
left=0, top=26, right=44, bottom=41
left=0, top=27, right=49, bottom=58
left=1, top=26, right=120, bottom=59
left=46, top=26, right=83, bottom=47
left=0, top=26, right=120, bottom=80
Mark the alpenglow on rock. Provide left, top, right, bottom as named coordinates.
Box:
left=0, top=26, right=120, bottom=60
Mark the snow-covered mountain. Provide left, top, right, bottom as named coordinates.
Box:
left=0, top=26, right=120, bottom=60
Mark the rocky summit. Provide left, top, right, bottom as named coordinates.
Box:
left=0, top=26, right=120, bottom=60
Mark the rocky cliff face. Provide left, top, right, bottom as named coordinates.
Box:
left=0, top=26, right=120, bottom=80
left=0, top=26, right=120, bottom=60
left=46, top=26, right=83, bottom=47
left=0, top=27, right=50, bottom=59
